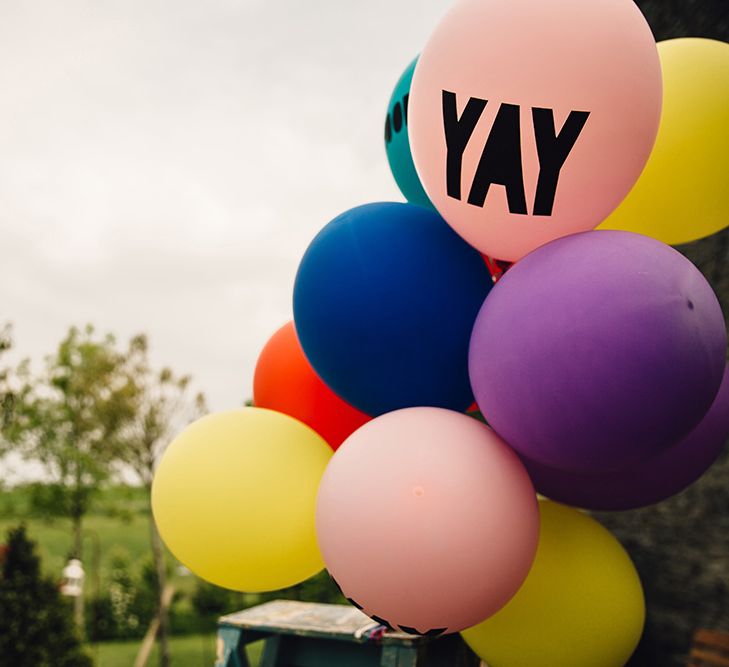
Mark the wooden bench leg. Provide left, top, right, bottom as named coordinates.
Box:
left=381, top=645, right=418, bottom=667
left=259, top=635, right=283, bottom=667
left=216, top=626, right=251, bottom=667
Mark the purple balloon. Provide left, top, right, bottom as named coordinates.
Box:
left=469, top=230, right=727, bottom=473
left=522, top=365, right=729, bottom=510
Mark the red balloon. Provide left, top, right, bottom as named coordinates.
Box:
left=253, top=322, right=371, bottom=450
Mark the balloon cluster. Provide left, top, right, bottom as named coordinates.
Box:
left=152, top=2, right=729, bottom=665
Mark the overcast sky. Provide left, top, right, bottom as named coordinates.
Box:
left=0, top=1, right=453, bottom=436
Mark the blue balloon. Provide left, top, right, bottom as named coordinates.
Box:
left=385, top=57, right=434, bottom=210
left=293, top=203, right=493, bottom=416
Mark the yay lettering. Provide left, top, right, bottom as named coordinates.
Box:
left=442, top=90, right=590, bottom=216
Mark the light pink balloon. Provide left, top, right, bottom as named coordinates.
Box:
left=316, top=407, right=539, bottom=634
left=409, top=0, right=662, bottom=261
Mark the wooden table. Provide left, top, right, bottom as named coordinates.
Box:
left=216, top=600, right=479, bottom=667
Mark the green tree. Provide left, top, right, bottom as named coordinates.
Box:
left=0, top=323, right=14, bottom=441
left=191, top=580, right=245, bottom=632
left=117, top=353, right=206, bottom=667
left=5, top=325, right=145, bottom=630
left=0, top=525, right=92, bottom=667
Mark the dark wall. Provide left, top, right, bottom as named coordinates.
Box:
left=596, top=5, right=728, bottom=666
left=635, top=0, right=729, bottom=42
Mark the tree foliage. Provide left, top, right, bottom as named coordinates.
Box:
left=3, top=323, right=207, bottom=658
left=113, top=350, right=206, bottom=667
left=86, top=550, right=159, bottom=641
left=0, top=525, right=92, bottom=667
left=118, top=360, right=206, bottom=487
left=5, top=325, right=144, bottom=555
left=0, top=324, right=14, bottom=446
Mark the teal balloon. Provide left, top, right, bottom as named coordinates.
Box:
left=384, top=58, right=434, bottom=210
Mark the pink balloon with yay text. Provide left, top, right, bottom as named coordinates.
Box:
left=316, top=407, right=539, bottom=635
left=409, top=0, right=662, bottom=261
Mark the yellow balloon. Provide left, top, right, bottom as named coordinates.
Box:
left=151, top=408, right=332, bottom=592
left=599, top=38, right=729, bottom=244
left=461, top=502, right=644, bottom=667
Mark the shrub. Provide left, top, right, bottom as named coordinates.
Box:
left=0, top=524, right=92, bottom=667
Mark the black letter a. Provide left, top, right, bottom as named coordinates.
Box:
left=467, top=103, right=527, bottom=215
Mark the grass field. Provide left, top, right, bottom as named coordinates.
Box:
left=0, top=484, right=195, bottom=593
left=1, top=483, right=332, bottom=666
left=0, top=513, right=155, bottom=584
left=93, top=634, right=264, bottom=667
